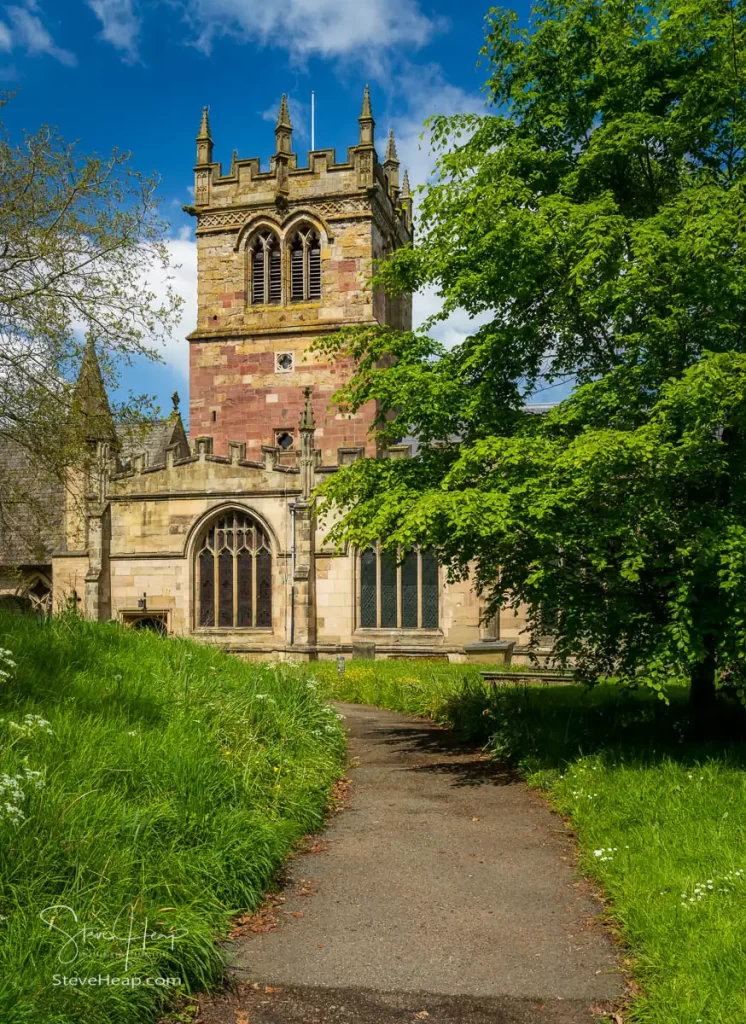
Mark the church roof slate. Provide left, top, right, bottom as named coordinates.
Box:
left=0, top=439, right=64, bottom=567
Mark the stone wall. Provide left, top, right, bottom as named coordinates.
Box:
left=188, top=109, right=411, bottom=461
left=92, top=452, right=488, bottom=660
left=38, top=104, right=517, bottom=663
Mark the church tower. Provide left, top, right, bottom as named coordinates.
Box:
left=185, top=90, right=413, bottom=464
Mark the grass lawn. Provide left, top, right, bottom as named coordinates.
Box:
left=0, top=612, right=345, bottom=1024
left=308, top=658, right=746, bottom=1024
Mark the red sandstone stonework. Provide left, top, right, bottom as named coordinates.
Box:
left=186, top=97, right=413, bottom=465
left=189, top=339, right=380, bottom=464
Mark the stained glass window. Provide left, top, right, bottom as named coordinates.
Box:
left=380, top=552, right=398, bottom=628
left=360, top=547, right=377, bottom=628
left=195, top=512, right=272, bottom=629
left=199, top=548, right=214, bottom=627
left=218, top=549, right=233, bottom=627
left=359, top=544, right=439, bottom=630
left=401, top=551, right=418, bottom=628
left=237, top=550, right=252, bottom=628
left=256, top=549, right=272, bottom=628
left=421, top=550, right=439, bottom=629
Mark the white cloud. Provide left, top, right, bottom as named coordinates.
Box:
left=182, top=0, right=440, bottom=60
left=261, top=94, right=310, bottom=142
left=413, top=284, right=492, bottom=350
left=383, top=63, right=486, bottom=191
left=144, top=231, right=197, bottom=380
left=0, top=21, right=11, bottom=50
left=380, top=64, right=487, bottom=349
left=87, top=0, right=139, bottom=61
left=6, top=5, right=76, bottom=66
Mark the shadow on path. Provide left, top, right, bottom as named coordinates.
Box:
left=193, top=702, right=625, bottom=1024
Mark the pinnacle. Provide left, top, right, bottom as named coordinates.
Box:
left=385, top=128, right=399, bottom=164
left=401, top=169, right=411, bottom=196
left=299, top=386, right=315, bottom=431
left=359, top=84, right=373, bottom=121
left=71, top=336, right=116, bottom=444
left=197, top=105, right=211, bottom=140
left=276, top=93, right=292, bottom=131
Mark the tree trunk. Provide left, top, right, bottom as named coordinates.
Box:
left=689, top=635, right=718, bottom=722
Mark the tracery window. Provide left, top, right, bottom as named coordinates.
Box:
left=26, top=575, right=52, bottom=615
left=359, top=544, right=439, bottom=630
left=195, top=511, right=272, bottom=629
left=0, top=574, right=52, bottom=617
left=275, top=430, right=294, bottom=450
left=289, top=227, right=321, bottom=302
left=250, top=231, right=282, bottom=305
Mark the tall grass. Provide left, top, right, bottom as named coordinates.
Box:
left=0, top=613, right=345, bottom=1024
left=310, top=659, right=746, bottom=1024
left=309, top=659, right=501, bottom=724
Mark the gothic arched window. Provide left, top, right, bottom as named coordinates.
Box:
left=26, top=575, right=52, bottom=615
left=250, top=231, right=282, bottom=305
left=359, top=544, right=439, bottom=630
left=195, top=511, right=272, bottom=629
left=289, top=227, right=321, bottom=302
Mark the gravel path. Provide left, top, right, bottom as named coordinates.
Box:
left=196, top=702, right=623, bottom=1024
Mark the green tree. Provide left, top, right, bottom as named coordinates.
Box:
left=319, top=0, right=746, bottom=708
left=0, top=97, right=182, bottom=541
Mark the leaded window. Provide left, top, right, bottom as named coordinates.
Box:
left=289, top=228, right=321, bottom=302
left=250, top=231, right=281, bottom=305
left=358, top=544, right=439, bottom=630
left=195, top=512, right=272, bottom=629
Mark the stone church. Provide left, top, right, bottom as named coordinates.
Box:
left=0, top=91, right=531, bottom=663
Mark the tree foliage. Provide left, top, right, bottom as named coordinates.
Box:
left=319, top=0, right=746, bottom=702
left=0, top=97, right=182, bottom=541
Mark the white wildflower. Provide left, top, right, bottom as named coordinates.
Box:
left=680, top=869, right=745, bottom=907
left=0, top=765, right=43, bottom=824
left=22, top=715, right=52, bottom=735
left=593, top=847, right=617, bottom=862
left=0, top=647, right=17, bottom=684
left=3, top=714, right=53, bottom=737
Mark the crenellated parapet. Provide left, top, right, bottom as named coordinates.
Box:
left=185, top=89, right=414, bottom=471
left=106, top=391, right=413, bottom=498
left=187, top=89, right=411, bottom=253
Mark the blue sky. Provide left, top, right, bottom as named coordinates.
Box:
left=0, top=0, right=564, bottom=424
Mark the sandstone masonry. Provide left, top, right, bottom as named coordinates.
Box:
left=0, top=91, right=537, bottom=664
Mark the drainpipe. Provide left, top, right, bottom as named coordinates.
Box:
left=289, top=501, right=296, bottom=647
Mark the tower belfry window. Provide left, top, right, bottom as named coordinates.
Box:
left=250, top=231, right=282, bottom=305
left=289, top=228, right=321, bottom=302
